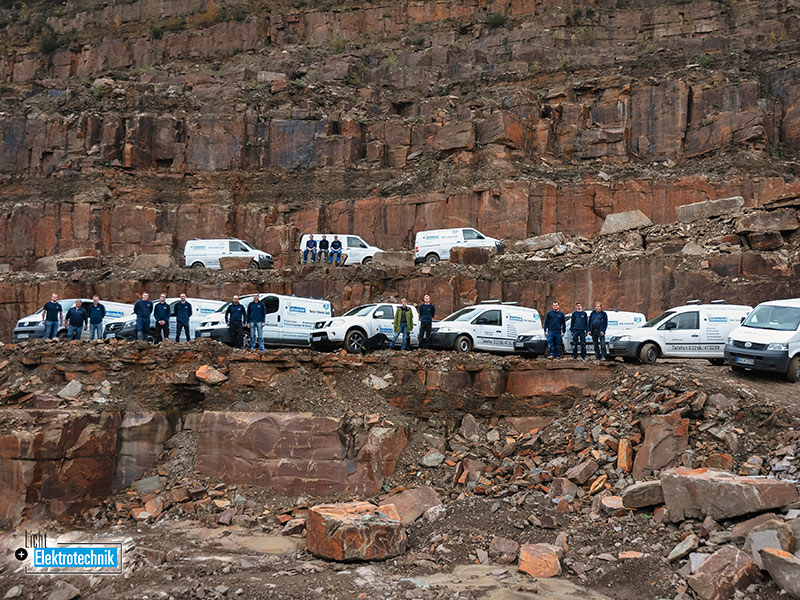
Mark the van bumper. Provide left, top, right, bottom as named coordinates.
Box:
left=724, top=345, right=790, bottom=373
left=257, top=256, right=274, bottom=269
left=309, top=331, right=339, bottom=351
left=513, top=339, right=547, bottom=356
left=195, top=327, right=230, bottom=343
left=12, top=326, right=44, bottom=341
left=430, top=332, right=459, bottom=349
left=608, top=340, right=638, bottom=358
left=414, top=256, right=426, bottom=265
left=495, top=242, right=505, bottom=255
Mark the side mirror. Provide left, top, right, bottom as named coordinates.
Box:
left=740, top=317, right=746, bottom=324
left=665, top=321, right=677, bottom=330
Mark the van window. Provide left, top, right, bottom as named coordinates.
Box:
left=343, top=304, right=376, bottom=317
left=643, top=311, right=675, bottom=328
left=443, top=307, right=479, bottom=322
left=373, top=305, right=394, bottom=320
left=347, top=236, right=368, bottom=249
left=229, top=241, right=248, bottom=252
left=463, top=229, right=485, bottom=240
left=264, top=296, right=279, bottom=315
left=660, top=311, right=699, bottom=330
left=743, top=305, right=800, bottom=331
left=473, top=310, right=501, bottom=326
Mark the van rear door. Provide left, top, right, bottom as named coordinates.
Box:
left=281, top=298, right=314, bottom=346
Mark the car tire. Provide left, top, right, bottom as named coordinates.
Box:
left=788, top=355, right=800, bottom=383
left=191, top=261, right=205, bottom=269
left=425, top=253, right=440, bottom=265
left=362, top=257, right=373, bottom=265
left=344, top=329, right=367, bottom=354
left=707, top=358, right=725, bottom=366
left=639, top=342, right=658, bottom=365
left=455, top=334, right=473, bottom=353
left=249, top=261, right=259, bottom=270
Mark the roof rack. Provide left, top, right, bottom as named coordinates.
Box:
left=480, top=299, right=502, bottom=304
left=685, top=299, right=702, bottom=305
left=500, top=302, right=520, bottom=305
left=710, top=299, right=727, bottom=304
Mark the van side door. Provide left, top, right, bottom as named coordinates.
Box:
left=471, top=309, right=504, bottom=351
left=661, top=311, right=701, bottom=357
left=228, top=240, right=253, bottom=266
left=372, top=305, right=396, bottom=337
left=462, top=228, right=488, bottom=249
left=346, top=236, right=369, bottom=264
left=262, top=295, right=282, bottom=344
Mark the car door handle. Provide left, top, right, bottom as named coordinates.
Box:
left=691, top=334, right=699, bottom=337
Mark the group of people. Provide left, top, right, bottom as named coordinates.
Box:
left=543, top=301, right=610, bottom=360
left=222, top=293, right=272, bottom=351
left=133, top=293, right=194, bottom=342
left=41, top=293, right=108, bottom=340
left=389, top=295, right=436, bottom=350
left=301, top=235, right=344, bottom=265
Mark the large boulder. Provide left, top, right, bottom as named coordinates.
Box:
left=306, top=502, right=406, bottom=561
left=131, top=254, right=175, bottom=269
left=760, top=548, right=800, bottom=599
left=661, top=468, right=799, bottom=522
left=736, top=209, right=799, bottom=233
left=632, top=411, right=688, bottom=480
left=599, top=210, right=652, bottom=235
left=379, top=486, right=443, bottom=524
left=450, top=246, right=495, bottom=264
left=687, top=545, right=759, bottom=600
left=621, top=480, right=664, bottom=508
left=676, top=196, right=744, bottom=222
left=518, top=543, right=563, bottom=577
left=218, top=256, right=253, bottom=269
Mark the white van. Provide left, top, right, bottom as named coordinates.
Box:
left=196, top=293, right=332, bottom=347
left=12, top=300, right=133, bottom=341
left=104, top=298, right=224, bottom=341
left=564, top=310, right=647, bottom=354
left=431, top=302, right=541, bottom=353
left=608, top=301, right=753, bottom=364
left=724, top=298, right=800, bottom=382
left=309, top=303, right=419, bottom=353
left=298, top=234, right=383, bottom=265
left=414, top=228, right=504, bottom=264
left=184, top=239, right=273, bottom=270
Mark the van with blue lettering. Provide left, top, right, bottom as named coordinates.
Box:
left=563, top=310, right=647, bottom=356
left=13, top=300, right=133, bottom=341
left=196, top=293, right=332, bottom=347
left=309, top=303, right=420, bottom=353
left=608, top=300, right=752, bottom=365
left=431, top=302, right=541, bottom=353
left=414, top=228, right=504, bottom=264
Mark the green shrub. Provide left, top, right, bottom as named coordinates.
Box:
left=695, top=53, right=712, bottom=69
left=347, top=60, right=369, bottom=86
left=485, top=13, right=506, bottom=29
left=330, top=32, right=345, bottom=54
left=39, top=27, right=59, bottom=53
left=410, top=36, right=424, bottom=47
left=150, top=24, right=163, bottom=39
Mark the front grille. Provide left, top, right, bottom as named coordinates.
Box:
left=732, top=340, right=768, bottom=350
left=106, top=323, right=123, bottom=333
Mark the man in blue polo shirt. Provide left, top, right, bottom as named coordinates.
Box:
left=246, top=293, right=266, bottom=351
left=570, top=302, right=589, bottom=360
left=225, top=295, right=246, bottom=348
left=41, top=293, right=63, bottom=339
left=153, top=293, right=171, bottom=343
left=65, top=299, right=89, bottom=340
left=88, top=295, right=106, bottom=340
left=174, top=294, right=193, bottom=342
left=133, top=292, right=153, bottom=341
left=543, top=301, right=566, bottom=359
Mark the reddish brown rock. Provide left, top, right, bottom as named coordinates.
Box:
left=518, top=543, right=563, bottom=577
left=736, top=210, right=799, bottom=233
left=195, top=365, right=228, bottom=385
left=747, top=231, right=784, bottom=250
left=306, top=502, right=406, bottom=561
left=617, top=438, right=634, bottom=473
left=565, top=460, right=599, bottom=485
left=731, top=513, right=780, bottom=544
left=449, top=246, right=494, bottom=264
left=661, top=468, right=799, bottom=522
left=621, top=481, right=665, bottom=509
left=489, top=536, right=520, bottom=564
left=760, top=548, right=800, bottom=598
left=351, top=427, right=408, bottom=494
left=687, top=545, right=759, bottom=600
left=219, top=256, right=255, bottom=269
left=380, top=486, right=443, bottom=524
left=632, top=411, right=688, bottom=480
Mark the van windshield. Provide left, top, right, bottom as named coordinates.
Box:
left=742, top=305, right=800, bottom=331
left=443, top=307, right=479, bottom=322
left=642, top=311, right=675, bottom=328
left=343, top=304, right=376, bottom=317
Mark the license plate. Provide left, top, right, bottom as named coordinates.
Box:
left=736, top=357, right=755, bottom=366
left=311, top=336, right=323, bottom=342
left=107, top=333, right=115, bottom=338
left=17, top=334, right=28, bottom=339
left=199, top=332, right=210, bottom=337
left=514, top=343, right=523, bottom=348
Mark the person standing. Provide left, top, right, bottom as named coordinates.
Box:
left=41, top=293, right=64, bottom=339
left=570, top=302, right=589, bottom=360
left=154, top=294, right=171, bottom=343
left=225, top=295, right=246, bottom=348
left=302, top=235, right=317, bottom=264
left=247, top=293, right=266, bottom=351
left=328, top=236, right=343, bottom=265
left=134, top=292, right=153, bottom=341
left=65, top=299, right=88, bottom=340
left=88, top=295, right=106, bottom=340
left=543, top=301, right=566, bottom=359
left=174, top=294, right=193, bottom=342
left=390, top=299, right=414, bottom=351
left=589, top=301, right=609, bottom=360
left=318, top=235, right=329, bottom=263
left=418, top=294, right=435, bottom=349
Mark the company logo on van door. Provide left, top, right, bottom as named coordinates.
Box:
left=708, top=316, right=728, bottom=322
left=634, top=316, right=643, bottom=323
left=508, top=315, right=523, bottom=322
left=289, top=306, right=306, bottom=313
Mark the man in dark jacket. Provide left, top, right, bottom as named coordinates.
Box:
left=174, top=294, right=193, bottom=342
left=88, top=295, right=106, bottom=340
left=247, top=293, right=266, bottom=351
left=543, top=301, right=566, bottom=359
left=302, top=236, right=317, bottom=264
left=225, top=295, right=246, bottom=348
left=570, top=302, right=589, bottom=360
left=133, top=292, right=153, bottom=341
left=41, top=293, right=63, bottom=339
left=390, top=299, right=414, bottom=351
left=589, top=301, right=609, bottom=360
left=317, top=235, right=329, bottom=263
left=65, top=299, right=88, bottom=340
left=328, top=236, right=343, bottom=265
left=418, top=294, right=435, bottom=349
left=154, top=293, right=171, bottom=343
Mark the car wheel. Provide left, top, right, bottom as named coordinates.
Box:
left=639, top=342, right=658, bottom=365
left=191, top=262, right=205, bottom=269
left=788, top=355, right=800, bottom=383
left=707, top=358, right=725, bottom=366
left=249, top=261, right=259, bottom=270
left=362, top=257, right=373, bottom=265
left=344, top=329, right=366, bottom=354
left=455, top=334, right=473, bottom=353
left=425, top=253, right=439, bottom=264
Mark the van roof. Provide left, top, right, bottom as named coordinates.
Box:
left=673, top=303, right=752, bottom=311
left=756, top=298, right=800, bottom=309
left=416, top=228, right=473, bottom=235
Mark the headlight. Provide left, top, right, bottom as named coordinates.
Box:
left=124, top=319, right=136, bottom=327
left=517, top=335, right=530, bottom=342
left=618, top=335, right=631, bottom=342
left=727, top=337, right=733, bottom=345
left=767, top=343, right=789, bottom=351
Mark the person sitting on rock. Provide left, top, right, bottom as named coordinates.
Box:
left=317, top=235, right=329, bottom=263
left=328, top=236, right=343, bottom=265
left=302, top=235, right=317, bottom=264
left=65, top=299, right=88, bottom=340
